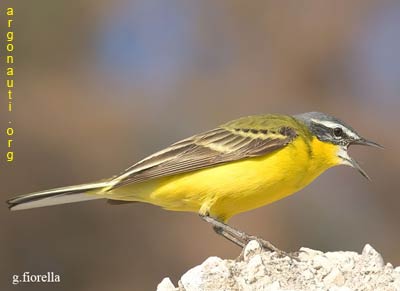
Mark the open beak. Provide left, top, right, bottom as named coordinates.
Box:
left=340, top=155, right=371, bottom=180
left=339, top=137, right=383, bottom=181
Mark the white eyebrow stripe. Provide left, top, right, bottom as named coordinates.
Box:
left=343, top=128, right=359, bottom=139
left=310, top=119, right=359, bottom=139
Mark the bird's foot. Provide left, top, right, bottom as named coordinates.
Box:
left=245, top=236, right=299, bottom=261
left=200, top=214, right=299, bottom=261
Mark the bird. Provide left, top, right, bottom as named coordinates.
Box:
left=7, top=112, right=382, bottom=253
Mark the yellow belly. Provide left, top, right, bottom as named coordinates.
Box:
left=106, top=137, right=339, bottom=222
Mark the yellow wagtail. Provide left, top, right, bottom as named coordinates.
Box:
left=7, top=112, right=382, bottom=253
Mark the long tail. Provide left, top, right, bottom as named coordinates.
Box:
left=7, top=181, right=111, bottom=211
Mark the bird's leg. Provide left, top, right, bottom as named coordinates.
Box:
left=212, top=225, right=246, bottom=248
left=199, top=214, right=285, bottom=255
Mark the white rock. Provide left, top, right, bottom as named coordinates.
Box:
left=300, top=247, right=324, bottom=256
left=180, top=256, right=233, bottom=291
left=338, top=257, right=355, bottom=273
left=362, top=244, right=384, bottom=268
left=243, top=240, right=263, bottom=261
left=157, top=277, right=177, bottom=291
left=298, top=247, right=324, bottom=261
left=161, top=242, right=399, bottom=291
left=328, top=286, right=353, bottom=291
left=302, top=269, right=314, bottom=280
left=264, top=281, right=281, bottom=290
left=180, top=265, right=203, bottom=291
left=245, top=255, right=266, bottom=283
left=385, top=263, right=394, bottom=271
left=247, top=254, right=264, bottom=270
left=323, top=267, right=345, bottom=286
left=313, top=255, right=333, bottom=273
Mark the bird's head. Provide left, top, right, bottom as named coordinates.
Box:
left=294, top=112, right=383, bottom=180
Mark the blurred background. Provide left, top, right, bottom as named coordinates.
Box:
left=1, top=1, right=400, bottom=290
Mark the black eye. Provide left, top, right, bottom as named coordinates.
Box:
left=333, top=127, right=343, bottom=138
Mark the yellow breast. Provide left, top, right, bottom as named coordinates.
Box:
left=108, top=136, right=340, bottom=222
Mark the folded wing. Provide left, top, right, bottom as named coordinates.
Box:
left=110, top=121, right=298, bottom=189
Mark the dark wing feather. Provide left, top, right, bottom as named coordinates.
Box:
left=110, top=126, right=297, bottom=189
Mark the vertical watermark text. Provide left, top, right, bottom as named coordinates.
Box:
left=2, top=6, right=15, bottom=163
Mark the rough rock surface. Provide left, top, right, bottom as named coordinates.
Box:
left=157, top=241, right=400, bottom=291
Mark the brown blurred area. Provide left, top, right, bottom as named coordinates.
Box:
left=1, top=1, right=400, bottom=290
